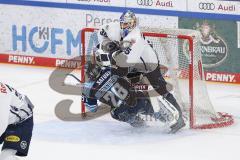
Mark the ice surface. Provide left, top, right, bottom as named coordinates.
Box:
left=0, top=64, right=239, bottom=160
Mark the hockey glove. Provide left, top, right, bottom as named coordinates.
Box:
left=82, top=96, right=98, bottom=112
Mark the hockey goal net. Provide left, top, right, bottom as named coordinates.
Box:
left=81, top=27, right=234, bottom=129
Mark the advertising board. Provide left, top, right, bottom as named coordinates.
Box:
left=188, top=0, right=240, bottom=15
left=66, top=0, right=125, bottom=7
left=0, top=4, right=177, bottom=68
left=126, top=0, right=187, bottom=11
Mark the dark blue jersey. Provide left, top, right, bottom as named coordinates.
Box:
left=83, top=67, right=135, bottom=109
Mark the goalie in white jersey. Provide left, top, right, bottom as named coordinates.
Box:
left=0, top=82, right=33, bottom=160
left=93, top=10, right=185, bottom=133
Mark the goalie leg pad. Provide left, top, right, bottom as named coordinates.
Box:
left=156, top=93, right=185, bottom=133
left=163, top=93, right=182, bottom=116
left=155, top=96, right=179, bottom=126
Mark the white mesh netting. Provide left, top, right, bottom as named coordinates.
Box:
left=81, top=27, right=233, bottom=129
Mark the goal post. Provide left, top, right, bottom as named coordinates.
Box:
left=81, top=27, right=234, bottom=129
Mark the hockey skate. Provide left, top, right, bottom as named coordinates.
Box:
left=165, top=95, right=186, bottom=133
left=169, top=116, right=186, bottom=134
left=163, top=93, right=186, bottom=133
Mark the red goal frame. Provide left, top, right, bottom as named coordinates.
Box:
left=81, top=28, right=234, bottom=129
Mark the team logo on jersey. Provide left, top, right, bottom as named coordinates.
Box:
left=5, top=135, right=20, bottom=142
left=20, top=141, right=28, bottom=150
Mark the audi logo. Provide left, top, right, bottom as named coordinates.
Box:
left=199, top=3, right=215, bottom=10
left=137, top=0, right=153, bottom=6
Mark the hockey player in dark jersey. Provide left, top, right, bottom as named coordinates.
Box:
left=81, top=40, right=177, bottom=129
left=82, top=64, right=154, bottom=127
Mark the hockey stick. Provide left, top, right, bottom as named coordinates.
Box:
left=63, top=73, right=111, bottom=121
left=66, top=73, right=82, bottom=83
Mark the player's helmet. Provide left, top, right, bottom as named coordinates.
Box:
left=120, top=10, right=137, bottom=38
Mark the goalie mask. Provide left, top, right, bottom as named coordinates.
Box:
left=120, top=10, right=137, bottom=38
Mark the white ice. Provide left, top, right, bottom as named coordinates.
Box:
left=0, top=64, right=240, bottom=160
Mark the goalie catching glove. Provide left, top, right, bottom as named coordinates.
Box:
left=94, top=40, right=121, bottom=67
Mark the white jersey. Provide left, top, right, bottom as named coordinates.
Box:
left=97, top=22, right=159, bottom=72
left=0, top=82, right=33, bottom=135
